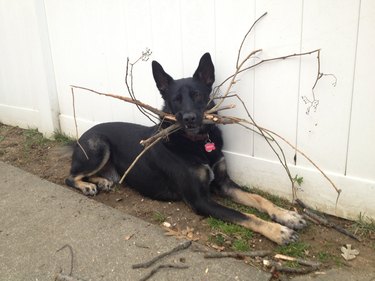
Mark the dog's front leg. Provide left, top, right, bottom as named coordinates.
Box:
left=212, top=158, right=306, bottom=230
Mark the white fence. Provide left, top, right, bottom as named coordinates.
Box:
left=1, top=0, right=374, bottom=220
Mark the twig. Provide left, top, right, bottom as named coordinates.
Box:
left=274, top=254, right=321, bottom=267
left=70, top=88, right=89, bottom=160
left=70, top=85, right=176, bottom=122
left=296, top=199, right=361, bottom=241
left=55, top=274, right=87, bottom=281
left=138, top=264, right=189, bottom=281
left=263, top=260, right=319, bottom=274
left=132, top=241, right=192, bottom=269
left=119, top=123, right=181, bottom=183
left=125, top=49, right=158, bottom=124
left=204, top=250, right=271, bottom=259
left=140, top=123, right=181, bottom=147
left=55, top=245, right=87, bottom=281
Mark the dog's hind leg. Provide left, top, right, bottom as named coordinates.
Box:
left=212, top=158, right=307, bottom=230
left=65, top=135, right=111, bottom=196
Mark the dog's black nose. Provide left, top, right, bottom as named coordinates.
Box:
left=183, top=113, right=197, bottom=124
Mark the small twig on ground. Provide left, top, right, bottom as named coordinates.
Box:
left=263, top=259, right=319, bottom=274
left=138, top=264, right=189, bottom=281
left=55, top=244, right=87, bottom=281
left=132, top=241, right=192, bottom=269
left=204, top=250, right=271, bottom=259
left=274, top=254, right=321, bottom=267
left=296, top=199, right=361, bottom=241
left=55, top=274, right=87, bottom=281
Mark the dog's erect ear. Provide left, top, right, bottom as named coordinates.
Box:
left=193, top=53, right=215, bottom=87
left=152, top=61, right=173, bottom=93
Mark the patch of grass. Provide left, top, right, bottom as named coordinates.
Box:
left=350, top=213, right=375, bottom=238
left=276, top=242, right=310, bottom=258
left=153, top=211, right=167, bottom=223
left=232, top=239, right=250, bottom=252
left=23, top=128, right=50, bottom=150
left=208, top=233, right=225, bottom=246
left=53, top=131, right=74, bottom=144
left=317, top=251, right=334, bottom=263
left=206, top=217, right=253, bottom=240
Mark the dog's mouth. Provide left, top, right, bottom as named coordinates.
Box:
left=183, top=125, right=200, bottom=135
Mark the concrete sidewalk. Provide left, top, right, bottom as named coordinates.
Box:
left=1, top=161, right=374, bottom=281
left=0, top=161, right=270, bottom=280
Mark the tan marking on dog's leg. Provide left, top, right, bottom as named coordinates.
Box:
left=68, top=175, right=98, bottom=196
left=225, top=188, right=306, bottom=230
left=88, top=176, right=113, bottom=191
left=237, top=213, right=298, bottom=245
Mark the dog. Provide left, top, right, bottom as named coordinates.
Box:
left=66, top=53, right=306, bottom=245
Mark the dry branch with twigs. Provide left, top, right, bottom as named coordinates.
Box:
left=70, top=12, right=340, bottom=204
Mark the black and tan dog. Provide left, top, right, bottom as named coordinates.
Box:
left=66, top=53, right=306, bottom=245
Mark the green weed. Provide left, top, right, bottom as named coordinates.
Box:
left=53, top=131, right=74, bottom=144
left=206, top=217, right=253, bottom=240
left=276, top=242, right=310, bottom=258
left=153, top=211, right=167, bottom=223
left=232, top=239, right=250, bottom=252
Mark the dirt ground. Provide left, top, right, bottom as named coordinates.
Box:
left=0, top=123, right=374, bottom=277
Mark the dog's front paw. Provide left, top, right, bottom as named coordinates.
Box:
left=81, top=183, right=98, bottom=196
left=272, top=209, right=307, bottom=230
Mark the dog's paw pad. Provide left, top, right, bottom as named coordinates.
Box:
left=82, top=183, right=97, bottom=196
left=273, top=210, right=307, bottom=230
left=97, top=179, right=114, bottom=191
left=280, top=226, right=299, bottom=245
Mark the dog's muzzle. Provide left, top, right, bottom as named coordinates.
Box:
left=178, top=112, right=201, bottom=134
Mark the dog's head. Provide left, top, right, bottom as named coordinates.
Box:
left=152, top=53, right=215, bottom=135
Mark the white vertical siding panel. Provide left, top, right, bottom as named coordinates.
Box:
left=346, top=0, right=375, bottom=181
left=0, top=1, right=41, bottom=110
left=180, top=0, right=216, bottom=77
left=124, top=0, right=155, bottom=125
left=253, top=0, right=303, bottom=163
left=296, top=0, right=360, bottom=173
left=214, top=0, right=256, bottom=156
left=149, top=0, right=183, bottom=110
left=45, top=0, right=109, bottom=131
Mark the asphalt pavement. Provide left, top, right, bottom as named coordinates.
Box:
left=0, top=161, right=374, bottom=281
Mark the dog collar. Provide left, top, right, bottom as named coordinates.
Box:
left=181, top=133, right=216, bottom=152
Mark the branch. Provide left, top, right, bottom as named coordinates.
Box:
left=204, top=250, right=271, bottom=259
left=138, top=264, right=189, bottom=281
left=70, top=85, right=176, bottom=123
left=132, top=241, right=192, bottom=269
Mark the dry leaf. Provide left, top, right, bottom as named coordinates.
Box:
left=341, top=244, right=359, bottom=261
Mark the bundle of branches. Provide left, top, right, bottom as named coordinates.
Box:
left=70, top=12, right=340, bottom=203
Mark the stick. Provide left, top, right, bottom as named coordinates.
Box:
left=138, top=264, right=189, bottom=281
left=70, top=88, right=89, bottom=160
left=264, top=260, right=319, bottom=274
left=119, top=135, right=162, bottom=184
left=274, top=254, right=321, bottom=267
left=140, top=123, right=181, bottom=147
left=132, top=241, right=192, bottom=269
left=70, top=85, right=176, bottom=122
left=204, top=250, right=271, bottom=259
left=296, top=199, right=361, bottom=241
left=55, top=274, right=87, bottom=281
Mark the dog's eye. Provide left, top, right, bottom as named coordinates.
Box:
left=173, top=94, right=182, bottom=104
left=192, top=91, right=202, bottom=101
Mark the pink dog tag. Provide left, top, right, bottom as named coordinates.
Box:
left=205, top=142, right=216, bottom=152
